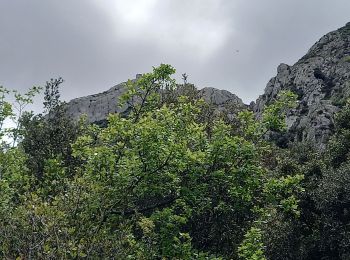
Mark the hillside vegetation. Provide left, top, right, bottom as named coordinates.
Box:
left=1, top=64, right=350, bottom=259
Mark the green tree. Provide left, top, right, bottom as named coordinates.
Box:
left=20, top=78, right=81, bottom=181
left=67, top=65, right=301, bottom=258
left=0, top=85, right=40, bottom=148
left=0, top=65, right=302, bottom=259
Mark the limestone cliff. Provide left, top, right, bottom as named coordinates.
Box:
left=254, top=22, right=350, bottom=146
left=65, top=80, right=245, bottom=124
left=66, top=22, right=350, bottom=148
left=66, top=81, right=128, bottom=123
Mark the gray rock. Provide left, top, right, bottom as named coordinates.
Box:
left=66, top=22, right=350, bottom=149
left=66, top=81, right=128, bottom=123
left=199, top=87, right=247, bottom=120
left=254, top=22, right=350, bottom=147
left=199, top=87, right=243, bottom=106
left=65, top=79, right=246, bottom=124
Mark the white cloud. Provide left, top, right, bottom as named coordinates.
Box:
left=2, top=0, right=350, bottom=105
left=92, top=0, right=234, bottom=60
left=109, top=0, right=158, bottom=26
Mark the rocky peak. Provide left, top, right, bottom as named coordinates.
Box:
left=66, top=23, right=350, bottom=148
left=66, top=81, right=128, bottom=124
left=254, top=22, right=350, bottom=147
left=65, top=77, right=245, bottom=124
left=199, top=87, right=244, bottom=107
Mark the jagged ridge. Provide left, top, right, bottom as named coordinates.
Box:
left=65, top=80, right=245, bottom=123
left=66, top=22, right=350, bottom=147
left=254, top=22, right=350, bottom=147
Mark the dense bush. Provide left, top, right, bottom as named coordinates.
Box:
left=260, top=100, right=350, bottom=260
left=0, top=64, right=310, bottom=259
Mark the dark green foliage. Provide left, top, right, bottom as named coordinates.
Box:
left=327, top=101, right=350, bottom=168
left=0, top=65, right=304, bottom=259
left=43, top=77, right=63, bottom=113
left=20, top=78, right=81, bottom=181
left=261, top=100, right=350, bottom=260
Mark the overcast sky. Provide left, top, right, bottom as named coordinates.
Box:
left=0, top=0, right=349, bottom=109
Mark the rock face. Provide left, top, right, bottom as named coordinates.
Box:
left=199, top=87, right=243, bottom=107
left=199, top=87, right=246, bottom=113
left=66, top=82, right=129, bottom=124
left=254, top=22, right=350, bottom=147
left=65, top=81, right=245, bottom=124
left=66, top=23, right=350, bottom=148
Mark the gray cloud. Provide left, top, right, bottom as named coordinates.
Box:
left=0, top=0, right=349, bottom=111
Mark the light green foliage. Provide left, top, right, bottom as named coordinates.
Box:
left=11, top=86, right=41, bottom=146
left=237, top=110, right=261, bottom=140
left=0, top=86, right=13, bottom=137
left=0, top=65, right=303, bottom=259
left=0, top=85, right=41, bottom=148
left=238, top=227, right=266, bottom=260
left=264, top=174, right=304, bottom=217
left=261, top=90, right=297, bottom=132
left=120, top=64, right=177, bottom=121
left=237, top=90, right=297, bottom=144
left=69, top=66, right=301, bottom=258
left=343, top=56, right=350, bottom=63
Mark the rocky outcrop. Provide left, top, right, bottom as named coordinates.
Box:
left=65, top=80, right=245, bottom=124
left=199, top=87, right=244, bottom=107
left=254, top=22, right=350, bottom=147
left=66, top=82, right=128, bottom=123
left=66, top=23, right=350, bottom=148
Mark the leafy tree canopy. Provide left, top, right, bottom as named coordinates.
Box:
left=0, top=64, right=303, bottom=259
